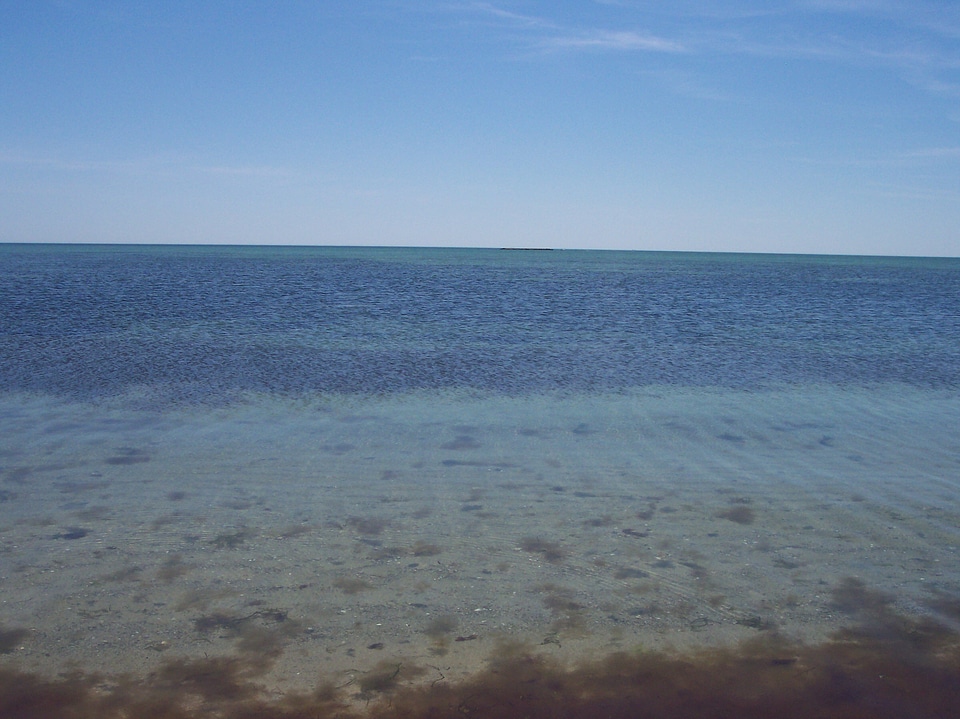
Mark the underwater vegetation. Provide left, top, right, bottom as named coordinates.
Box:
left=2, top=580, right=959, bottom=718
left=519, top=537, right=567, bottom=564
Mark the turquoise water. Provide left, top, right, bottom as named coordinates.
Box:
left=1, top=245, right=959, bottom=716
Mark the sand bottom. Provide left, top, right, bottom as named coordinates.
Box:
left=2, top=386, right=960, bottom=713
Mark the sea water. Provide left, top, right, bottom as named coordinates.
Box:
left=1, top=244, right=959, bottom=714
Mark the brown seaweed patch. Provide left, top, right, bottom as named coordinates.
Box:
left=3, top=593, right=960, bottom=718
left=150, top=513, right=180, bottom=530
left=440, top=435, right=481, bottom=450
left=277, top=523, right=315, bottom=538
left=0, top=626, right=30, bottom=653
left=346, top=517, right=390, bottom=536
left=334, top=577, right=374, bottom=595
left=221, top=498, right=253, bottom=510
left=193, top=609, right=289, bottom=634
left=542, top=594, right=584, bottom=614
left=174, top=588, right=237, bottom=612
left=773, top=556, right=804, bottom=569
left=736, top=615, right=777, bottom=631
left=194, top=611, right=247, bottom=635
left=825, top=578, right=958, bottom=665
left=682, top=561, right=710, bottom=582
left=2, top=467, right=33, bottom=484
left=423, top=616, right=458, bottom=656
left=73, top=506, right=112, bottom=521
left=519, top=537, right=566, bottom=564
left=717, top=506, right=755, bottom=525
left=356, top=661, right=402, bottom=694
left=369, top=546, right=404, bottom=560
left=423, top=615, right=458, bottom=640
left=830, top=576, right=893, bottom=615
left=411, top=540, right=441, bottom=557
left=581, top=515, right=614, bottom=527
left=925, top=589, right=960, bottom=622
left=208, top=528, right=255, bottom=549
left=148, top=654, right=270, bottom=704
left=156, top=555, right=191, bottom=583
left=613, top=567, right=650, bottom=580
left=466, top=487, right=484, bottom=500
left=100, top=565, right=143, bottom=583
left=53, top=526, right=90, bottom=540
left=192, top=609, right=297, bottom=657
left=356, top=660, right=428, bottom=697
left=536, top=585, right=588, bottom=631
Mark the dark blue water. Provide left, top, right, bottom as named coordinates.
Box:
left=2, top=244, right=959, bottom=400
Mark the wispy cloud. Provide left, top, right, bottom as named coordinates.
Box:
left=868, top=179, right=960, bottom=202
left=192, top=164, right=293, bottom=178
left=454, top=1, right=556, bottom=29
left=439, top=1, right=959, bottom=99
left=798, top=0, right=897, bottom=11
left=791, top=146, right=960, bottom=169
left=0, top=153, right=142, bottom=173
left=542, top=29, right=685, bottom=53
left=903, top=72, right=960, bottom=98
left=445, top=2, right=681, bottom=52
left=899, top=147, right=960, bottom=160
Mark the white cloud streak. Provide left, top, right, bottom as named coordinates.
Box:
left=899, top=147, right=960, bottom=160
left=441, top=1, right=959, bottom=99
left=456, top=1, right=556, bottom=29
left=541, top=29, right=685, bottom=53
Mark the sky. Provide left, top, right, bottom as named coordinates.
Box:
left=1, top=1, right=959, bottom=256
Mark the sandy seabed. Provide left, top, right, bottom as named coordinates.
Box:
left=2, top=386, right=960, bottom=716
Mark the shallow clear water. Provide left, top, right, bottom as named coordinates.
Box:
left=2, top=245, right=959, bottom=714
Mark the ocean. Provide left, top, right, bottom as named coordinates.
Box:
left=2, top=244, right=959, bottom=718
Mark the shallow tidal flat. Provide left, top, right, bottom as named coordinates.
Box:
left=2, top=385, right=959, bottom=711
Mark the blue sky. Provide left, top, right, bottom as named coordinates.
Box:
left=2, top=1, right=959, bottom=255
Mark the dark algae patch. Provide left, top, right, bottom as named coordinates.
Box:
left=333, top=576, right=374, bottom=594
left=519, top=536, right=566, bottom=563
left=3, top=581, right=960, bottom=718
left=208, top=528, right=254, bottom=549
left=717, top=505, right=755, bottom=525
left=0, top=627, right=30, bottom=654
left=346, top=516, right=390, bottom=535
left=52, top=526, right=90, bottom=540
left=2, top=612, right=960, bottom=717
